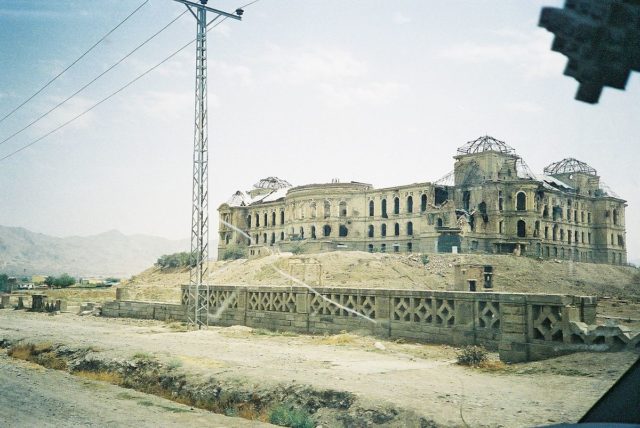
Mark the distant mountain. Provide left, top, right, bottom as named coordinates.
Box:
left=0, top=226, right=192, bottom=278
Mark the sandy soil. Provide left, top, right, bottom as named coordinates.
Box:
left=122, top=251, right=640, bottom=305
left=1, top=309, right=637, bottom=427
left=0, top=352, right=271, bottom=428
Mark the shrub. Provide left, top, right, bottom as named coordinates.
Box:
left=456, top=345, right=488, bottom=366
left=222, top=246, right=246, bottom=260
left=53, top=273, right=75, bottom=288
left=269, top=405, right=315, bottom=428
left=156, top=252, right=194, bottom=269
left=420, top=254, right=430, bottom=265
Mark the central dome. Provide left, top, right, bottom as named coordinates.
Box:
left=457, top=135, right=517, bottom=155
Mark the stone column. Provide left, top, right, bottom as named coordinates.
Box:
left=498, top=294, right=529, bottom=362
left=0, top=294, right=10, bottom=309
left=374, top=290, right=391, bottom=338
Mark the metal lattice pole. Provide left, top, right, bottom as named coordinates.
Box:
left=173, top=0, right=242, bottom=327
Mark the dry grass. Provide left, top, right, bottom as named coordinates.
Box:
left=317, top=332, right=360, bottom=345
left=478, top=360, right=508, bottom=372
left=75, top=370, right=124, bottom=385
left=166, top=321, right=190, bottom=332
left=7, top=342, right=67, bottom=370
left=7, top=343, right=34, bottom=361
left=252, top=328, right=299, bottom=338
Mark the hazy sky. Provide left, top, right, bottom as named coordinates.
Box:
left=0, top=1, right=638, bottom=261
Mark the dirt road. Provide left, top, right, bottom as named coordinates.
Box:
left=0, top=309, right=637, bottom=427
left=0, top=352, right=270, bottom=428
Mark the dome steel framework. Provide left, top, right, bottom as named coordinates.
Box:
left=457, top=135, right=517, bottom=155
left=543, top=158, right=597, bottom=176
left=253, top=177, right=292, bottom=190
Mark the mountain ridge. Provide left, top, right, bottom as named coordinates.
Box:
left=0, top=225, right=191, bottom=277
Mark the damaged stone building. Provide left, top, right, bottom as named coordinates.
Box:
left=218, top=136, right=627, bottom=265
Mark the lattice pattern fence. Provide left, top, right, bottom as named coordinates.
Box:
left=248, top=291, right=297, bottom=313
left=392, top=297, right=456, bottom=326
left=477, top=300, right=500, bottom=330
left=309, top=293, right=376, bottom=319
left=532, top=304, right=564, bottom=342
left=209, top=290, right=238, bottom=309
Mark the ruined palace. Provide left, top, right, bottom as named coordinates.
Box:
left=218, top=136, right=627, bottom=264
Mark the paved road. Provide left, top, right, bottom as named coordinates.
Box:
left=0, top=353, right=270, bottom=428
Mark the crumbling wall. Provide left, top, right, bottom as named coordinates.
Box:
left=180, top=285, right=640, bottom=362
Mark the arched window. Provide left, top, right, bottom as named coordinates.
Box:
left=271, top=212, right=276, bottom=226
left=393, top=197, right=400, bottom=215
left=407, top=221, right=413, bottom=236
left=270, top=233, right=275, bottom=245
left=339, top=225, right=348, bottom=237
left=263, top=233, right=268, bottom=243
left=394, top=222, right=400, bottom=236
left=247, top=215, right=252, bottom=228
left=368, top=244, right=374, bottom=253
left=517, top=220, right=526, bottom=238
left=300, top=227, right=304, bottom=239
left=255, top=213, right=260, bottom=227
left=369, top=200, right=374, bottom=217
left=613, top=209, right=619, bottom=225
left=264, top=213, right=268, bottom=227
left=310, top=202, right=317, bottom=218
left=516, top=192, right=526, bottom=211
left=339, top=201, right=347, bottom=217
left=381, top=243, right=386, bottom=253
left=437, top=218, right=443, bottom=228
left=407, top=196, right=413, bottom=213
left=280, top=232, right=285, bottom=240
left=543, top=206, right=549, bottom=218
left=381, top=199, right=388, bottom=218
left=280, top=211, right=285, bottom=225
left=323, top=224, right=331, bottom=237
left=421, top=194, right=428, bottom=212
left=311, top=226, right=317, bottom=239
left=368, top=225, right=374, bottom=238
left=324, top=201, right=331, bottom=218
left=407, top=242, right=413, bottom=253
left=381, top=224, right=387, bottom=237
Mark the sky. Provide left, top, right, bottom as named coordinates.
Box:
left=0, top=0, right=638, bottom=262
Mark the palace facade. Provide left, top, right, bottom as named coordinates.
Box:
left=218, top=136, right=627, bottom=264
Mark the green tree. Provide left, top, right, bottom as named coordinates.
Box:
left=156, top=252, right=194, bottom=269
left=44, top=276, right=55, bottom=287
left=53, top=274, right=75, bottom=288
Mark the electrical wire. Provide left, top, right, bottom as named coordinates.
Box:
left=0, top=0, right=263, bottom=163
left=0, top=9, right=188, bottom=147
left=0, top=0, right=149, bottom=125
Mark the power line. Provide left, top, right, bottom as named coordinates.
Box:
left=0, top=0, right=149, bottom=125
left=0, top=9, right=188, bottom=148
left=0, top=0, right=263, bottom=163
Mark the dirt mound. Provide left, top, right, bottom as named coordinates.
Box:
left=122, top=251, right=640, bottom=304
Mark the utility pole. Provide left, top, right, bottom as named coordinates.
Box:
left=171, top=0, right=242, bottom=327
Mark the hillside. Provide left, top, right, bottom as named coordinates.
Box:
left=0, top=226, right=188, bottom=277
left=123, top=251, right=640, bottom=303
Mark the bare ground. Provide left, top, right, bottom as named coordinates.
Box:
left=122, top=251, right=640, bottom=302
left=0, top=352, right=271, bottom=428
left=1, top=309, right=637, bottom=427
